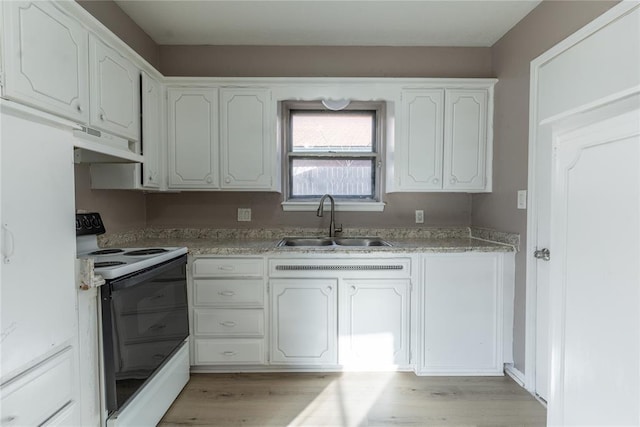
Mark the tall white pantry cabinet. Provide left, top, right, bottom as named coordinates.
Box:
left=0, top=107, right=81, bottom=425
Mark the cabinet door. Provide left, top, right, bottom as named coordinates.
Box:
left=421, top=253, right=503, bottom=375
left=1, top=111, right=77, bottom=380
left=140, top=71, right=161, bottom=188
left=270, top=279, right=337, bottom=365
left=167, top=88, right=219, bottom=189
left=3, top=1, right=89, bottom=122
left=339, top=280, right=410, bottom=367
left=220, top=88, right=273, bottom=190
left=443, top=89, right=488, bottom=191
left=397, top=89, right=444, bottom=190
left=89, top=35, right=140, bottom=141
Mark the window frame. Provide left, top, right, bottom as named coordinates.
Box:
left=281, top=100, right=386, bottom=206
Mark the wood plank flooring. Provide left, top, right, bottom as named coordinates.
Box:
left=159, top=372, right=546, bottom=426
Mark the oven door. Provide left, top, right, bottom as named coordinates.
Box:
left=100, top=254, right=188, bottom=413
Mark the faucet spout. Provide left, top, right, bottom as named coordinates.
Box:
left=316, top=194, right=342, bottom=237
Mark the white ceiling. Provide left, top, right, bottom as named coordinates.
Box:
left=114, top=1, right=542, bottom=47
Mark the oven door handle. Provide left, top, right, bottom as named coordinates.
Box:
left=109, top=254, right=187, bottom=291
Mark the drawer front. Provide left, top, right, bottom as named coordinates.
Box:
left=194, top=309, right=264, bottom=336
left=1, top=347, right=75, bottom=427
left=193, top=279, right=264, bottom=307
left=193, top=258, right=263, bottom=278
left=194, top=339, right=265, bottom=365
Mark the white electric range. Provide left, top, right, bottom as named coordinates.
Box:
left=76, top=215, right=186, bottom=280
left=76, top=212, right=189, bottom=427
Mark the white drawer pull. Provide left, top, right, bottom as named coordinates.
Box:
left=220, top=321, right=237, bottom=327
left=218, top=265, right=235, bottom=271
left=222, top=351, right=237, bottom=356
left=219, top=291, right=235, bottom=296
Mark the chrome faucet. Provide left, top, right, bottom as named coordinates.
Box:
left=316, top=194, right=343, bottom=237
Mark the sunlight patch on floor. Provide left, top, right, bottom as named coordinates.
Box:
left=287, top=372, right=394, bottom=427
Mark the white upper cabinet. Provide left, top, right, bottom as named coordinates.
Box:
left=2, top=1, right=89, bottom=122
left=398, top=89, right=444, bottom=190
left=89, top=35, right=140, bottom=141
left=140, top=71, right=161, bottom=188
left=394, top=85, right=492, bottom=192
left=220, top=88, right=273, bottom=190
left=443, top=89, right=488, bottom=191
left=167, top=88, right=219, bottom=189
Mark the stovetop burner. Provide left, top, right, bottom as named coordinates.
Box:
left=95, top=261, right=127, bottom=268
left=124, top=248, right=169, bottom=256
left=89, top=249, right=124, bottom=255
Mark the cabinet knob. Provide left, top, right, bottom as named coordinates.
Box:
left=99, top=113, right=105, bottom=121
left=76, top=104, right=83, bottom=113
left=222, top=351, right=237, bottom=356
left=148, top=174, right=153, bottom=182
left=450, top=177, right=457, bottom=184
left=219, top=291, right=235, bottom=296
left=220, top=321, right=237, bottom=327
left=206, top=176, right=213, bottom=184
left=225, top=177, right=231, bottom=184
left=432, top=178, right=439, bottom=184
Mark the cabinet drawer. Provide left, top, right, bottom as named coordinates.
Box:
left=194, top=309, right=264, bottom=336
left=194, top=339, right=265, bottom=365
left=193, top=258, right=263, bottom=277
left=193, top=279, right=264, bottom=307
left=1, top=347, right=75, bottom=427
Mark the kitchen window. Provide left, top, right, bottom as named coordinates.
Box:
left=281, top=100, right=385, bottom=211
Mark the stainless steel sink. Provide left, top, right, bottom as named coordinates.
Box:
left=333, top=238, right=391, bottom=247
left=277, top=237, right=391, bottom=247
left=277, top=237, right=334, bottom=247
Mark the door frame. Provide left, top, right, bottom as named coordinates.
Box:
left=524, top=0, right=640, bottom=395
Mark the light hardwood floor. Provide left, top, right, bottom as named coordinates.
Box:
left=159, top=372, right=546, bottom=426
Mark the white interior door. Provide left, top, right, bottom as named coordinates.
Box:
left=547, top=98, right=639, bottom=426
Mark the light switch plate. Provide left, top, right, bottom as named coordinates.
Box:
left=237, top=208, right=252, bottom=222
left=415, top=210, right=424, bottom=224
left=517, top=190, right=527, bottom=209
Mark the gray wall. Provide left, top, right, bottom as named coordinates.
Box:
left=76, top=0, right=160, bottom=68
left=150, top=45, right=492, bottom=229
left=473, top=0, right=618, bottom=373
left=159, top=45, right=492, bottom=78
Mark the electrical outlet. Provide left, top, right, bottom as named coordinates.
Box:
left=415, top=210, right=424, bottom=224
left=517, top=190, right=527, bottom=209
left=237, top=208, right=252, bottom=222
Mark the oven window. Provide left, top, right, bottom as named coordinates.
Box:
left=102, top=256, right=188, bottom=412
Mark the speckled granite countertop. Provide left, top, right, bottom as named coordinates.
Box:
left=99, top=227, right=517, bottom=256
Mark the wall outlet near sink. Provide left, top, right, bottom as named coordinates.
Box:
left=237, top=208, right=252, bottom=222
left=415, top=210, right=424, bottom=224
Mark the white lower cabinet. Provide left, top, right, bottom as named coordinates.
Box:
left=418, top=252, right=512, bottom=375
left=270, top=279, right=338, bottom=365
left=0, top=347, right=78, bottom=427
left=189, top=253, right=513, bottom=375
left=339, top=279, right=410, bottom=368
left=190, top=257, right=267, bottom=366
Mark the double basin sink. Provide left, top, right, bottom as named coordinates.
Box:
left=277, top=237, right=392, bottom=247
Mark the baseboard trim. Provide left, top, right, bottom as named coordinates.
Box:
left=504, top=363, right=525, bottom=387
